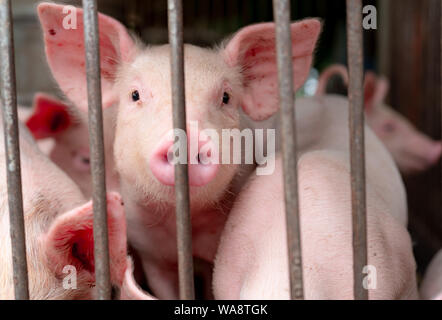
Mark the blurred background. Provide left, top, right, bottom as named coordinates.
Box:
left=11, top=0, right=442, bottom=278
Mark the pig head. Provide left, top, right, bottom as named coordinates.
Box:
left=24, top=93, right=119, bottom=198
left=316, top=64, right=442, bottom=174
left=38, top=2, right=320, bottom=208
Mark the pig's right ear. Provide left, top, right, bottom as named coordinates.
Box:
left=26, top=93, right=72, bottom=140
left=37, top=2, right=136, bottom=112
left=223, top=19, right=321, bottom=121
left=43, top=192, right=128, bottom=287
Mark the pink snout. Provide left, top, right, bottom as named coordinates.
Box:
left=427, top=141, right=442, bottom=165
left=149, top=134, right=219, bottom=187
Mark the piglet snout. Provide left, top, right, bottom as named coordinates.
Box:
left=149, top=132, right=219, bottom=187
left=427, top=141, right=442, bottom=165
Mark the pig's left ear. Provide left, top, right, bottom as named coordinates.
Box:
left=26, top=93, right=72, bottom=140
left=43, top=192, right=127, bottom=287
left=224, top=19, right=321, bottom=121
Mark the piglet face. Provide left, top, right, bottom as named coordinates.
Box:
left=113, top=45, right=242, bottom=206
left=367, top=105, right=442, bottom=174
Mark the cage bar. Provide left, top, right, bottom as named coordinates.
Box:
left=167, top=0, right=195, bottom=300
left=0, top=0, right=29, bottom=300
left=272, top=0, right=304, bottom=300
left=346, top=0, right=368, bottom=300
left=82, top=0, right=111, bottom=300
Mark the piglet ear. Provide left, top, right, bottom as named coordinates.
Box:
left=224, top=19, right=321, bottom=121
left=37, top=2, right=136, bottom=112
left=315, top=64, right=349, bottom=96
left=43, top=192, right=127, bottom=287
left=26, top=93, right=72, bottom=140
left=364, top=71, right=389, bottom=112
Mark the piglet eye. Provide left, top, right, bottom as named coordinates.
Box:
left=222, top=92, right=230, bottom=105
left=131, top=90, right=140, bottom=102
left=382, top=122, right=396, bottom=133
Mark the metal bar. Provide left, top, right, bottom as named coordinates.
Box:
left=0, top=0, right=29, bottom=300
left=272, top=0, right=304, bottom=300
left=82, top=0, right=111, bottom=300
left=167, top=0, right=195, bottom=300
left=346, top=0, right=368, bottom=300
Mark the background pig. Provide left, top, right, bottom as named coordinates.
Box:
left=315, top=64, right=442, bottom=174
left=38, top=2, right=320, bottom=299
left=0, top=119, right=127, bottom=299
left=213, top=96, right=418, bottom=299
left=22, top=93, right=119, bottom=198
left=420, top=250, right=442, bottom=300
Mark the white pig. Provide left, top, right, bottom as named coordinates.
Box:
left=37, top=2, right=320, bottom=299
left=315, top=64, right=442, bottom=174
left=23, top=93, right=119, bottom=198
left=420, top=250, right=442, bottom=300
left=213, top=96, right=418, bottom=299
left=0, top=118, right=127, bottom=299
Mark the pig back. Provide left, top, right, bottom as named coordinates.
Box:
left=297, top=95, right=407, bottom=226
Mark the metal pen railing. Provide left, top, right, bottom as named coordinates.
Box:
left=82, top=0, right=112, bottom=300
left=0, top=0, right=29, bottom=301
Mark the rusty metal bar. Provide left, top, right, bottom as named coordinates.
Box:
left=346, top=0, right=368, bottom=300
left=272, top=0, right=304, bottom=300
left=167, top=0, right=195, bottom=300
left=82, top=0, right=111, bottom=300
left=0, top=0, right=29, bottom=300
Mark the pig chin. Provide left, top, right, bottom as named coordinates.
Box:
left=139, top=165, right=237, bottom=210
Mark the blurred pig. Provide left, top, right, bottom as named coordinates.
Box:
left=213, top=97, right=418, bottom=299
left=38, top=2, right=320, bottom=298
left=0, top=119, right=127, bottom=299
left=316, top=64, right=442, bottom=174
left=23, top=93, right=119, bottom=198
left=420, top=250, right=442, bottom=300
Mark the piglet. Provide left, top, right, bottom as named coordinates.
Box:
left=38, top=2, right=320, bottom=299
left=316, top=64, right=442, bottom=174
left=0, top=117, right=127, bottom=299
left=420, top=250, right=442, bottom=300
left=23, top=93, right=119, bottom=198
left=213, top=96, right=418, bottom=299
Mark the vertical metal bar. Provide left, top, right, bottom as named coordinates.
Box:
left=167, top=0, right=195, bottom=300
left=0, top=0, right=29, bottom=300
left=82, top=0, right=111, bottom=300
left=346, top=0, right=368, bottom=300
left=272, top=0, right=304, bottom=300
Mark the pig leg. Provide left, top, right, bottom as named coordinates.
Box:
left=213, top=153, right=418, bottom=299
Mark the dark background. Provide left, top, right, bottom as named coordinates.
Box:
left=11, top=0, right=442, bottom=278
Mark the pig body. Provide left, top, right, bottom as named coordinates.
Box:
left=213, top=95, right=418, bottom=299
left=315, top=64, right=442, bottom=174
left=420, top=250, right=442, bottom=300
left=0, top=117, right=127, bottom=299
left=38, top=2, right=320, bottom=299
